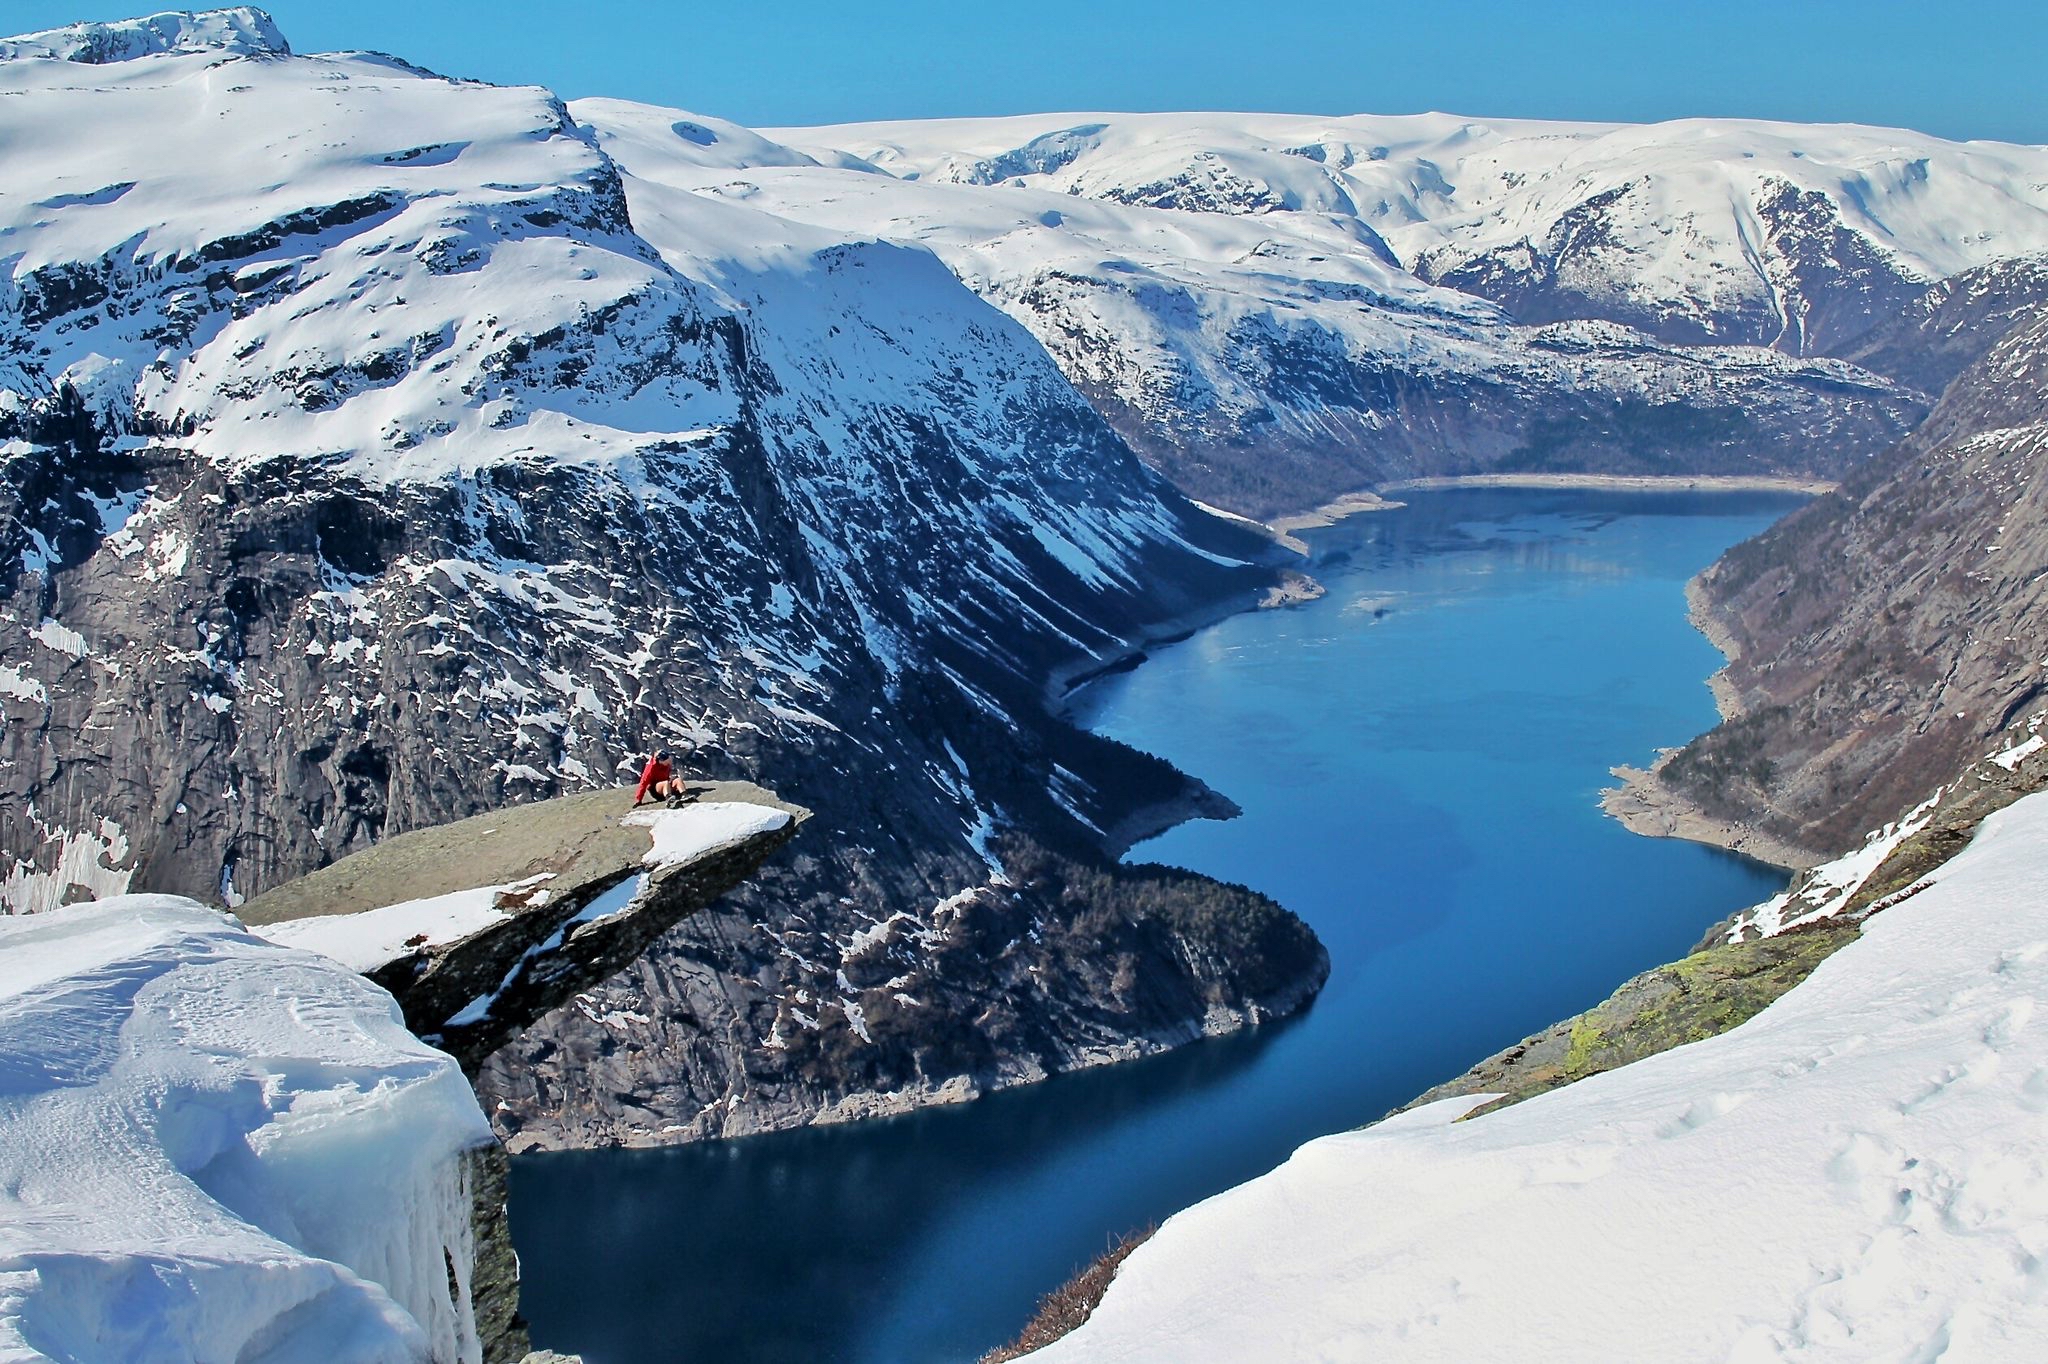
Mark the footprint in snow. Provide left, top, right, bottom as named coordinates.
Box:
left=1655, top=1088, right=1751, bottom=1138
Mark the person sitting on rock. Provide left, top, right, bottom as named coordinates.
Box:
left=631, top=748, right=691, bottom=806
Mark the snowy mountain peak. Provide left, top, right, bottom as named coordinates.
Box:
left=0, top=7, right=290, bottom=65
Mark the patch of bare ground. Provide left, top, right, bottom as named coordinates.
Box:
left=979, top=1225, right=1158, bottom=1362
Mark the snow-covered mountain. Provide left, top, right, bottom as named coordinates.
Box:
left=8, top=6, right=2048, bottom=1154
left=544, top=106, right=2048, bottom=514
left=782, top=110, right=2048, bottom=352
left=0, top=10, right=1324, bottom=1148
left=557, top=105, right=1907, bottom=514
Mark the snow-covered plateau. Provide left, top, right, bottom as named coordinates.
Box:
left=0, top=895, right=498, bottom=1363
left=1034, top=789, right=2048, bottom=1362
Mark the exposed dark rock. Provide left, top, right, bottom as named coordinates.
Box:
left=465, top=1141, right=531, bottom=1364
left=1837, top=253, right=2048, bottom=396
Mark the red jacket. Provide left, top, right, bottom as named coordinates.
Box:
left=633, top=755, right=673, bottom=803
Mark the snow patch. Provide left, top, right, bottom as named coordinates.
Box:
left=0, top=664, right=46, bottom=706
left=1990, top=733, right=2045, bottom=772
left=0, top=817, right=132, bottom=915
left=28, top=618, right=87, bottom=657
left=252, top=879, right=545, bottom=972
left=623, top=800, right=792, bottom=868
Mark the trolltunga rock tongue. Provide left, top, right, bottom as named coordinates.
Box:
left=239, top=782, right=807, bottom=1071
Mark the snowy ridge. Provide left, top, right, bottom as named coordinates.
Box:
left=0, top=895, right=494, bottom=1363
left=573, top=102, right=1956, bottom=512
left=776, top=110, right=2048, bottom=350
left=0, top=7, right=288, bottom=65
left=1037, top=789, right=2048, bottom=1362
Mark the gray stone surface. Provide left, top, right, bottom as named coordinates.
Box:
left=240, top=783, right=807, bottom=1073
left=466, top=1141, right=530, bottom=1364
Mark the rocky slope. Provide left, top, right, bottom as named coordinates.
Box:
left=1623, top=303, right=2048, bottom=863
left=0, top=12, right=1325, bottom=1149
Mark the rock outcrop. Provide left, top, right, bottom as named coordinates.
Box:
left=239, top=784, right=806, bottom=1072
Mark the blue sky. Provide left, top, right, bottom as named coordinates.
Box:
left=12, top=1, right=2046, bottom=141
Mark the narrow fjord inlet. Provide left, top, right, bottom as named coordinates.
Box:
left=10, top=7, right=2048, bottom=1362
left=509, top=488, right=1794, bottom=1363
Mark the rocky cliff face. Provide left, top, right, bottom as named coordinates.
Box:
left=237, top=785, right=807, bottom=1073
left=1634, top=304, right=2048, bottom=862
left=1837, top=253, right=2048, bottom=397
left=0, top=19, right=1324, bottom=1149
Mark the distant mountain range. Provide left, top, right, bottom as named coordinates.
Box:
left=671, top=105, right=2048, bottom=512
left=5, top=7, right=2048, bottom=1148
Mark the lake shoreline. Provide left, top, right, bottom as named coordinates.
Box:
left=1246, top=473, right=1836, bottom=553
left=514, top=488, right=1800, bottom=1364
left=1597, top=568, right=1824, bottom=875
left=1377, top=472, right=1840, bottom=496
left=1096, top=478, right=1827, bottom=870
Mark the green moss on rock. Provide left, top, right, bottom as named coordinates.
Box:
left=1402, top=920, right=1860, bottom=1121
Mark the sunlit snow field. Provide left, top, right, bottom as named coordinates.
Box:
left=510, top=488, right=1798, bottom=1363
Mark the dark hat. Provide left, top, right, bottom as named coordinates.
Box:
left=655, top=748, right=671, bottom=761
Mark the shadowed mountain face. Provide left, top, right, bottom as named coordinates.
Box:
left=0, top=20, right=1324, bottom=1147
left=1657, top=303, right=2048, bottom=862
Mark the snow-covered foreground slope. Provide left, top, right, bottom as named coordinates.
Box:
left=0, top=894, right=495, bottom=1363
left=1037, top=789, right=2048, bottom=1362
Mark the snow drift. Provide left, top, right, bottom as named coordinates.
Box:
left=1036, top=790, right=2048, bottom=1362
left=0, top=895, right=496, bottom=1363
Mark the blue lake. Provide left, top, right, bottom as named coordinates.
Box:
left=511, top=488, right=1797, bottom=1364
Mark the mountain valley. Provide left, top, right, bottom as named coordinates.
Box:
left=3, top=8, right=2048, bottom=1363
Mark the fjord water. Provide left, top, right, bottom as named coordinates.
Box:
left=512, top=489, right=1795, bottom=1364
